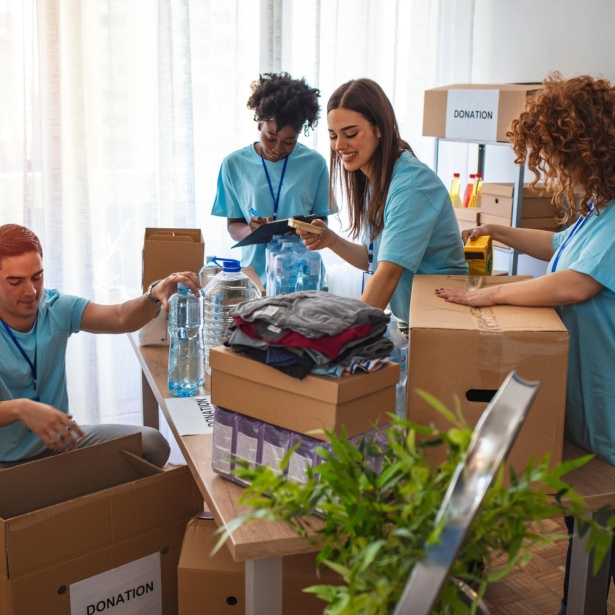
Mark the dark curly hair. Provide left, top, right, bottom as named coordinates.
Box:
left=247, top=72, right=320, bottom=136
left=507, top=72, right=615, bottom=221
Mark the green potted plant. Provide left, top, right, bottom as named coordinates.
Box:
left=221, top=392, right=613, bottom=615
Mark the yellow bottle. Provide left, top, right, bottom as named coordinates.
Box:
left=469, top=172, right=483, bottom=208
left=449, top=173, right=463, bottom=208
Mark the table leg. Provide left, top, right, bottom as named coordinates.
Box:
left=246, top=557, right=283, bottom=615
left=567, top=509, right=612, bottom=615
left=141, top=371, right=159, bottom=429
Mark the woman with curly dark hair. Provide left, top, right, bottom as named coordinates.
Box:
left=435, top=72, right=615, bottom=614
left=212, top=72, right=332, bottom=287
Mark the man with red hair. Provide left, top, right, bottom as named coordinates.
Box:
left=0, top=224, right=200, bottom=468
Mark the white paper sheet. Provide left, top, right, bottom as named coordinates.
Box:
left=164, top=395, right=215, bottom=435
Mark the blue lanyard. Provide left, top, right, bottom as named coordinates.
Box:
left=549, top=202, right=594, bottom=273
left=367, top=226, right=374, bottom=273
left=1, top=318, right=39, bottom=401
left=260, top=152, right=289, bottom=221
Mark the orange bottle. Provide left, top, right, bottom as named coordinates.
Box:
left=462, top=174, right=475, bottom=208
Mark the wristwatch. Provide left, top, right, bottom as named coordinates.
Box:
left=146, top=279, right=162, bottom=304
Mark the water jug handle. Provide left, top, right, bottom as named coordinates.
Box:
left=211, top=257, right=241, bottom=272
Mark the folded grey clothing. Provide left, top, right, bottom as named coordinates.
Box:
left=229, top=290, right=390, bottom=338
left=227, top=323, right=393, bottom=367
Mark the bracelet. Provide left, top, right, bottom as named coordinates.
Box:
left=146, top=279, right=162, bottom=304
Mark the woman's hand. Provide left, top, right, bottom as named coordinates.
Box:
left=461, top=224, right=491, bottom=245
left=435, top=285, right=499, bottom=307
left=296, top=218, right=335, bottom=250
left=248, top=214, right=272, bottom=232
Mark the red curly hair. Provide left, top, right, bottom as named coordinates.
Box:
left=507, top=72, right=615, bottom=222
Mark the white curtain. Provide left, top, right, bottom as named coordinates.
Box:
left=0, top=0, right=474, bottom=427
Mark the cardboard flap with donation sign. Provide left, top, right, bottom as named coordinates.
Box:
left=142, top=228, right=205, bottom=293
left=407, top=275, right=569, bottom=474
left=139, top=228, right=204, bottom=346
left=422, top=83, right=542, bottom=143
left=0, top=434, right=203, bottom=615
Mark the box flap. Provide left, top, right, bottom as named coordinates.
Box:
left=482, top=182, right=549, bottom=199
left=0, top=434, right=160, bottom=519
left=144, top=228, right=203, bottom=243
left=409, top=275, right=567, bottom=333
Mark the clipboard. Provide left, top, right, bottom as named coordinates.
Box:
left=231, top=214, right=319, bottom=248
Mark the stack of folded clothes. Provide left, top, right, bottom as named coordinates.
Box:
left=226, top=291, right=395, bottom=379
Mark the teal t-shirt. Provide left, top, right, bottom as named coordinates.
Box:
left=0, top=289, right=89, bottom=461
left=211, top=142, right=331, bottom=285
left=365, top=151, right=467, bottom=324
left=551, top=201, right=615, bottom=465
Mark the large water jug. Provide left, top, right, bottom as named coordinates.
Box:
left=202, top=258, right=261, bottom=373
left=265, top=237, right=282, bottom=296
left=167, top=283, right=204, bottom=397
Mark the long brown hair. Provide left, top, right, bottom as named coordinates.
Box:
left=507, top=72, right=615, bottom=221
left=327, top=79, right=412, bottom=238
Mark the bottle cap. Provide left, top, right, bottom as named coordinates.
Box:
left=212, top=257, right=241, bottom=272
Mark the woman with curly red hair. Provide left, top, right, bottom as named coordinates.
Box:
left=435, top=72, right=615, bottom=614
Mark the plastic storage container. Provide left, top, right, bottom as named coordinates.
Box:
left=202, top=258, right=261, bottom=374
left=167, top=283, right=204, bottom=397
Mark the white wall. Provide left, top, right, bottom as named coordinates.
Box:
left=472, top=0, right=615, bottom=84
left=465, top=0, right=615, bottom=276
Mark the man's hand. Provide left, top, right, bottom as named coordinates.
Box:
left=19, top=400, right=85, bottom=453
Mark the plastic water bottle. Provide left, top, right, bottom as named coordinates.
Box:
left=265, top=237, right=282, bottom=296
left=202, top=258, right=261, bottom=373
left=167, top=283, right=204, bottom=397
left=386, top=315, right=409, bottom=419
left=274, top=241, right=300, bottom=295
left=297, top=250, right=322, bottom=291
left=450, top=172, right=463, bottom=208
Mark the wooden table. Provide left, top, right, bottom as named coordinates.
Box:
left=128, top=335, right=321, bottom=615
left=129, top=334, right=615, bottom=615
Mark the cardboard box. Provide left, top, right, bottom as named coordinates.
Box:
left=0, top=434, right=203, bottom=615
left=480, top=182, right=557, bottom=219
left=209, top=346, right=399, bottom=441
left=138, top=266, right=264, bottom=346
left=423, top=83, right=541, bottom=143
left=142, top=228, right=205, bottom=293
left=178, top=513, right=340, bottom=615
left=407, top=275, right=569, bottom=472
left=453, top=206, right=481, bottom=232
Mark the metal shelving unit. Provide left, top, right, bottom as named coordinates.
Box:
left=433, top=138, right=525, bottom=275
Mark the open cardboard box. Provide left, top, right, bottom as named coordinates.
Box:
left=209, top=346, right=399, bottom=441
left=178, top=513, right=340, bottom=615
left=407, top=275, right=569, bottom=473
left=0, top=434, right=203, bottom=615
left=142, top=227, right=205, bottom=294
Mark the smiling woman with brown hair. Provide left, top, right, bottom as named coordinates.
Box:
left=296, top=78, right=467, bottom=327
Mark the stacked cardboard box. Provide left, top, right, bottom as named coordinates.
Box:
left=209, top=346, right=399, bottom=441
left=480, top=183, right=562, bottom=246
left=178, top=513, right=341, bottom=615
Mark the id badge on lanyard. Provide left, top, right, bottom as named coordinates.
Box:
left=362, top=226, right=374, bottom=294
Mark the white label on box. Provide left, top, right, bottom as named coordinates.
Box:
left=70, top=552, right=161, bottom=615
left=165, top=395, right=215, bottom=435
left=445, top=89, right=500, bottom=142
